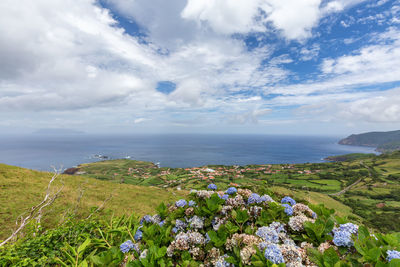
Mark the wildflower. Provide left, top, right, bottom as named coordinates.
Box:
left=226, top=187, right=237, bottom=195
left=264, top=244, right=285, bottom=264
left=333, top=230, right=353, bottom=247
left=120, top=240, right=134, bottom=253
left=134, top=229, right=143, bottom=241
left=248, top=193, right=261, bottom=204
left=175, top=199, right=187, bottom=208
left=208, top=183, right=217, bottom=190
left=387, top=250, right=400, bottom=262
left=281, top=196, right=296, bottom=206
left=188, top=200, right=197, bottom=207
left=282, top=204, right=293, bottom=216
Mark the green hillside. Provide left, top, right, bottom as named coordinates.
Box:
left=0, top=163, right=185, bottom=239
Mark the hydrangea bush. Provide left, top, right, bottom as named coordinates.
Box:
left=112, top=185, right=400, bottom=266
left=1, top=185, right=399, bottom=266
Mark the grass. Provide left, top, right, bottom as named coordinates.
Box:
left=0, top=163, right=186, bottom=239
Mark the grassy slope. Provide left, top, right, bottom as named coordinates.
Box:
left=0, top=163, right=185, bottom=239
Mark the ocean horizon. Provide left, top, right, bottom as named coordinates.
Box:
left=0, top=133, right=377, bottom=171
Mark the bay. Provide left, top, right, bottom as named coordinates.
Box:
left=0, top=134, right=377, bottom=171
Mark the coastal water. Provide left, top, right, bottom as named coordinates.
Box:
left=0, top=134, right=377, bottom=171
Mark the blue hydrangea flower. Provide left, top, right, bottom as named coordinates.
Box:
left=175, top=199, right=187, bottom=207
left=311, top=212, right=317, bottom=219
left=140, top=215, right=153, bottom=224
left=336, top=223, right=358, bottom=235
left=208, top=183, right=217, bottom=190
left=248, top=193, right=261, bottom=204
left=282, top=204, right=293, bottom=216
left=175, top=219, right=187, bottom=231
left=333, top=230, right=353, bottom=247
left=281, top=196, right=296, bottom=206
left=158, top=220, right=165, bottom=227
left=260, top=194, right=274, bottom=202
left=172, top=227, right=178, bottom=233
left=226, top=187, right=237, bottom=195
left=387, top=250, right=400, bottom=262
left=219, top=194, right=229, bottom=200
left=188, top=200, right=197, bottom=207
left=269, top=221, right=286, bottom=233
left=120, top=240, right=134, bottom=253
left=264, top=244, right=285, bottom=264
left=134, top=229, right=143, bottom=241
left=256, top=226, right=280, bottom=243
left=205, top=232, right=211, bottom=243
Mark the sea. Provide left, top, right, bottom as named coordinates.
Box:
left=0, top=134, right=378, bottom=171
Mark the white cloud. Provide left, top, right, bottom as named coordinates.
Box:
left=133, top=118, right=149, bottom=124
left=227, top=108, right=272, bottom=124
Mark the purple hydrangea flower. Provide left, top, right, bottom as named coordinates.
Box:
left=188, top=200, right=197, bottom=207
left=282, top=204, right=293, bottom=216
left=226, top=187, right=237, bottom=195
left=175, top=199, right=187, bottom=207
left=264, top=244, right=285, bottom=264
left=387, top=250, right=400, bottom=262
left=281, top=196, right=296, bottom=206
left=208, top=183, right=217, bottom=190
left=248, top=193, right=261, bottom=204
left=134, top=229, right=143, bottom=241
left=120, top=240, right=134, bottom=253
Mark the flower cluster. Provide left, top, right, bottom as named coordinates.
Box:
left=281, top=196, right=296, bottom=206
left=175, top=199, right=187, bottom=208
left=332, top=223, right=359, bottom=247
left=118, top=185, right=386, bottom=267
left=264, top=244, right=285, bottom=264
left=207, top=183, right=218, bottom=190
left=387, top=250, right=400, bottom=262
left=226, top=187, right=237, bottom=195
left=282, top=203, right=293, bottom=216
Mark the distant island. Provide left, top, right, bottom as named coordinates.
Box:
left=339, top=129, right=400, bottom=152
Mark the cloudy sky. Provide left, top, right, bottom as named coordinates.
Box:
left=0, top=0, right=399, bottom=135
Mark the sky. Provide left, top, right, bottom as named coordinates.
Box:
left=0, top=0, right=400, bottom=136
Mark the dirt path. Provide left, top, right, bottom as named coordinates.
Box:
left=329, top=161, right=371, bottom=196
